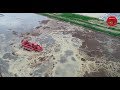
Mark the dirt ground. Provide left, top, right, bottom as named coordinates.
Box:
left=0, top=19, right=120, bottom=77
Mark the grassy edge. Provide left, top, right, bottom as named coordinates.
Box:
left=39, top=13, right=120, bottom=37
left=61, top=14, right=120, bottom=32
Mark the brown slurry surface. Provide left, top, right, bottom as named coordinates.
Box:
left=1, top=19, right=120, bottom=77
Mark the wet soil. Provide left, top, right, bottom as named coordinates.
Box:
left=0, top=14, right=120, bottom=77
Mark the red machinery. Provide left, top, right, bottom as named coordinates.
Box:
left=21, top=39, right=43, bottom=52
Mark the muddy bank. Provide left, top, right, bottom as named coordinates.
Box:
left=0, top=18, right=120, bottom=77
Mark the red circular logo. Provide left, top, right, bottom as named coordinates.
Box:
left=106, top=16, right=118, bottom=27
